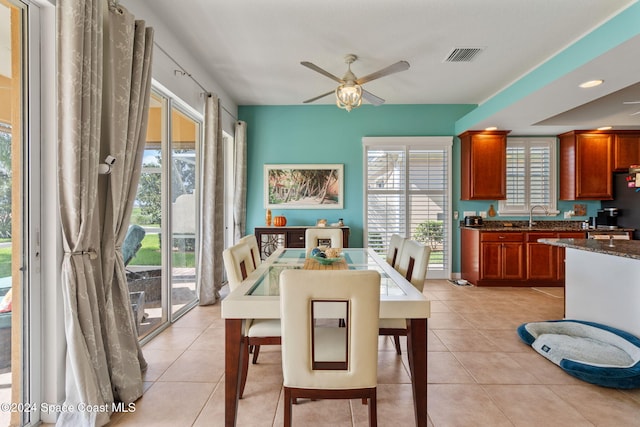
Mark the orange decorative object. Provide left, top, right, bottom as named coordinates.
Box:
left=273, top=216, right=287, bottom=227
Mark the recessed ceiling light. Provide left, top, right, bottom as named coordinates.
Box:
left=579, top=79, right=604, bottom=88
left=597, top=126, right=612, bottom=131
left=484, top=126, right=498, bottom=131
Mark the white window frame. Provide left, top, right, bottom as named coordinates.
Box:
left=498, top=137, right=558, bottom=216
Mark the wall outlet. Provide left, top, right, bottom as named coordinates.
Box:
left=479, top=211, right=487, bottom=218
left=453, top=211, right=459, bottom=220
left=463, top=211, right=476, bottom=217
left=563, top=210, right=574, bottom=219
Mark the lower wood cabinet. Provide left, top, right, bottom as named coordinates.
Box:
left=461, top=228, right=586, bottom=286
left=480, top=232, right=524, bottom=281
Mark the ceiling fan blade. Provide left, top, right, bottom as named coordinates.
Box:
left=362, top=89, right=385, bottom=106
left=356, top=60, right=410, bottom=85
left=303, top=90, right=334, bottom=104
left=301, top=61, right=344, bottom=83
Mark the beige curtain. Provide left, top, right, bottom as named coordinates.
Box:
left=233, top=121, right=247, bottom=242
left=100, top=5, right=154, bottom=404
left=197, top=95, right=225, bottom=304
left=57, top=1, right=153, bottom=425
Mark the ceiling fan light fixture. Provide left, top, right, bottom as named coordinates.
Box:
left=336, top=83, right=362, bottom=112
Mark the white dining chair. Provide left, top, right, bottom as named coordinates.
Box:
left=379, top=239, right=431, bottom=355
left=305, top=228, right=343, bottom=255
left=222, top=242, right=281, bottom=398
left=280, top=269, right=381, bottom=427
left=385, top=234, right=406, bottom=268
left=239, top=234, right=261, bottom=269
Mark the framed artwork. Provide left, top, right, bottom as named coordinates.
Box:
left=264, top=164, right=344, bottom=209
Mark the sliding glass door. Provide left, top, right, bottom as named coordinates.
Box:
left=127, top=86, right=201, bottom=340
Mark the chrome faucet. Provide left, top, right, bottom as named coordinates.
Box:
left=529, top=205, right=549, bottom=228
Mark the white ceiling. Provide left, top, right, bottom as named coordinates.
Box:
left=133, top=0, right=640, bottom=135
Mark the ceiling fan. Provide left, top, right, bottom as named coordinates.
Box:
left=301, top=54, right=410, bottom=111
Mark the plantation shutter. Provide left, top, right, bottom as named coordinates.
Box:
left=363, top=137, right=452, bottom=279
left=500, top=138, right=556, bottom=215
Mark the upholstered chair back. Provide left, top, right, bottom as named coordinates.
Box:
left=239, top=234, right=261, bottom=269
left=305, top=228, right=343, bottom=255
left=279, top=269, right=381, bottom=390
left=385, top=234, right=406, bottom=268
left=395, top=239, right=431, bottom=292
left=222, top=242, right=256, bottom=291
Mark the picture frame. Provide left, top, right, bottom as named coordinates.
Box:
left=264, top=164, right=344, bottom=209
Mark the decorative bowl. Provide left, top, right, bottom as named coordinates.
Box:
left=312, top=255, right=344, bottom=265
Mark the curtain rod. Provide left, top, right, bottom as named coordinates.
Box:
left=153, top=41, right=238, bottom=120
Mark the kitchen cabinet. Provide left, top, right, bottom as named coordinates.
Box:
left=559, top=131, right=613, bottom=200
left=613, top=132, right=640, bottom=172
left=480, top=232, right=524, bottom=281
left=459, top=130, right=510, bottom=200
left=254, top=226, right=350, bottom=260
left=526, top=231, right=585, bottom=282
left=461, top=228, right=586, bottom=286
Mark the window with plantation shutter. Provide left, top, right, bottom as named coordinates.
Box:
left=499, top=138, right=557, bottom=215
left=363, top=137, right=452, bottom=279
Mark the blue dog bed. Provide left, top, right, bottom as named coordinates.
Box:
left=517, top=320, right=640, bottom=389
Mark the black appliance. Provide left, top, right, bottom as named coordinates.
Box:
left=596, top=208, right=620, bottom=229
left=464, top=216, right=483, bottom=227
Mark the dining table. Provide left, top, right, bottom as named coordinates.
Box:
left=222, top=247, right=431, bottom=426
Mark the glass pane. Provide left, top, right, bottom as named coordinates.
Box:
left=170, top=106, right=198, bottom=316
left=366, top=149, right=406, bottom=254
left=312, top=300, right=348, bottom=370
left=408, top=149, right=448, bottom=273
left=127, top=92, right=166, bottom=339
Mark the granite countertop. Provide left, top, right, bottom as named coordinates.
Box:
left=460, top=220, right=634, bottom=233
left=539, top=238, right=640, bottom=260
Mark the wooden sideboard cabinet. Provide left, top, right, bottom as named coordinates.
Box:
left=254, top=226, right=350, bottom=260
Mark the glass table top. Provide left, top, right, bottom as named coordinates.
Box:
left=248, top=248, right=406, bottom=297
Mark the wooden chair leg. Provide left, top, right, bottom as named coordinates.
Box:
left=369, top=392, right=377, bottom=427
left=252, top=344, right=261, bottom=364
left=284, top=388, right=292, bottom=427
left=393, top=335, right=402, bottom=355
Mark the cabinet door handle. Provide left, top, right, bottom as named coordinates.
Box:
left=499, top=236, right=505, bottom=239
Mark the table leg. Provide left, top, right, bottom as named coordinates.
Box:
left=225, top=319, right=244, bottom=427
left=407, top=318, right=428, bottom=427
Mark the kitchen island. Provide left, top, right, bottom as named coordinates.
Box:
left=539, top=238, right=640, bottom=338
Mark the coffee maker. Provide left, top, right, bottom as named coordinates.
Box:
left=596, top=208, right=620, bottom=229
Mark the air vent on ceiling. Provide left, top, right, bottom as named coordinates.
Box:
left=444, top=47, right=484, bottom=63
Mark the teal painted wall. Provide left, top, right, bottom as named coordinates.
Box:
left=238, top=104, right=601, bottom=274
left=239, top=103, right=475, bottom=251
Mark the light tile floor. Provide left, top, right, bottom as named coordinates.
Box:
left=106, top=280, right=640, bottom=426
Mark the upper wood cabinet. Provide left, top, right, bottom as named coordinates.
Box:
left=559, top=131, right=613, bottom=200
left=613, top=132, right=640, bottom=172
left=459, top=130, right=510, bottom=200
